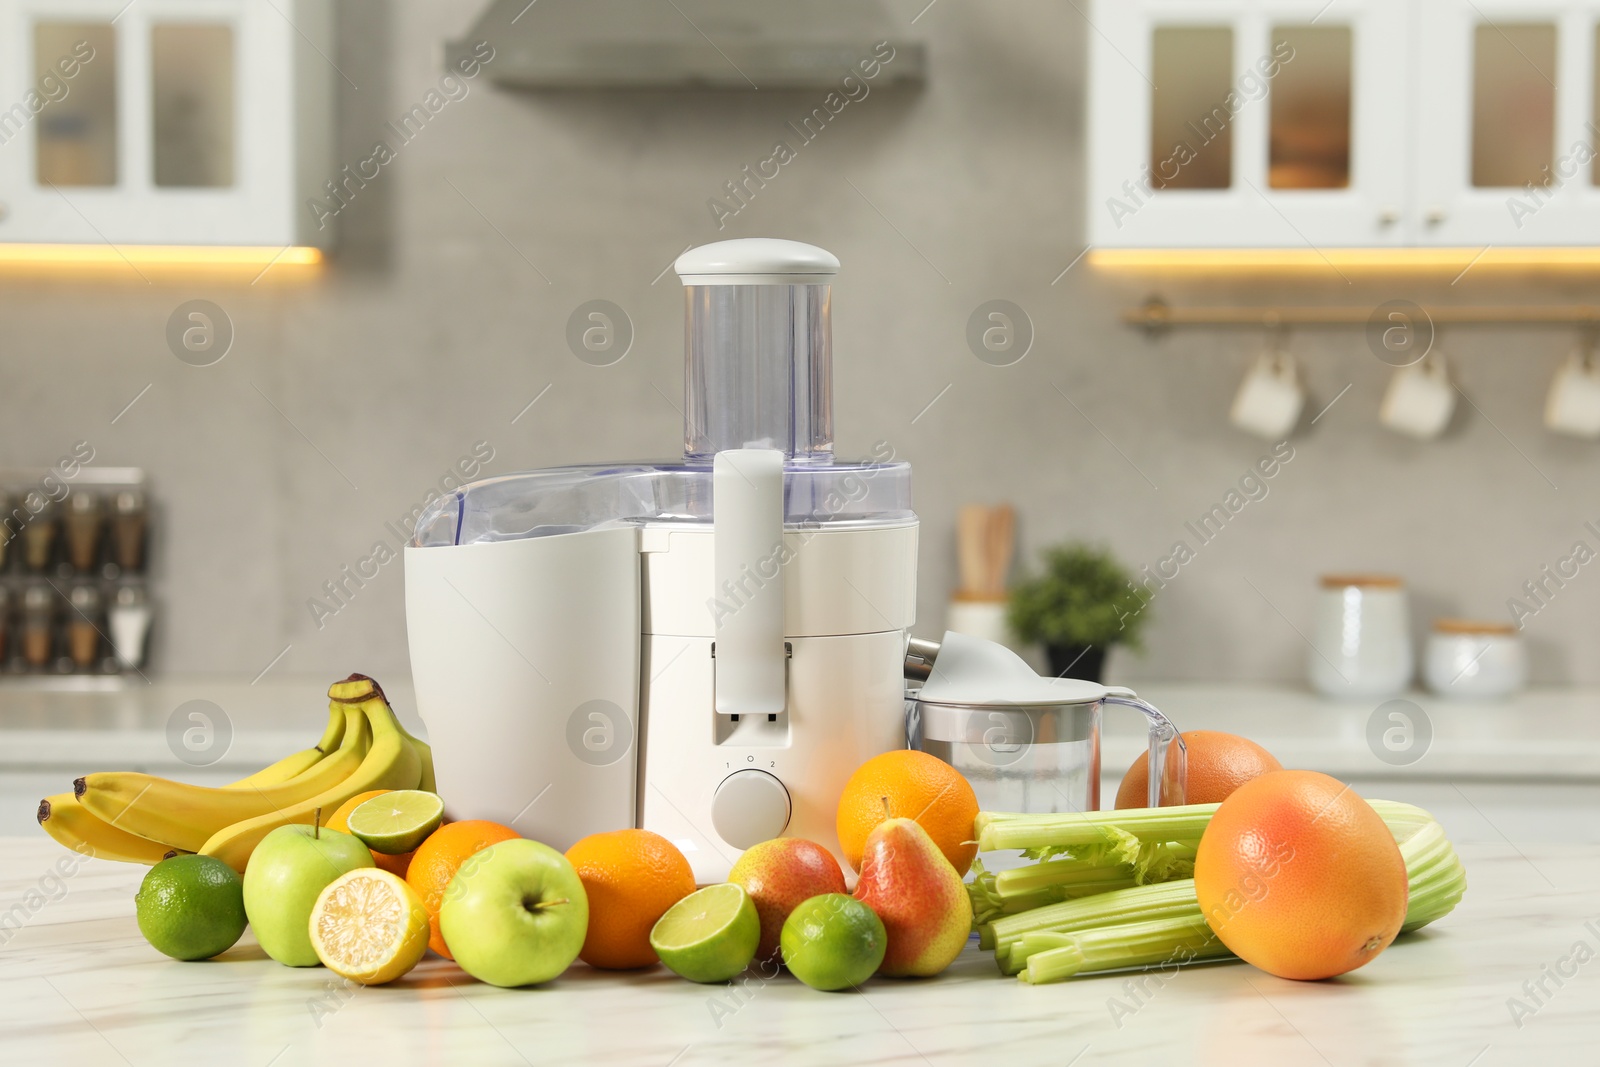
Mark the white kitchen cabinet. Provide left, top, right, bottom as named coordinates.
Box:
left=0, top=0, right=334, bottom=248
left=1416, top=0, right=1600, bottom=246
left=1089, top=0, right=1410, bottom=250
left=1090, top=0, right=1600, bottom=249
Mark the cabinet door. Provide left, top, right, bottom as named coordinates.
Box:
left=1088, top=0, right=1411, bottom=249
left=1416, top=0, right=1600, bottom=246
left=0, top=0, right=326, bottom=247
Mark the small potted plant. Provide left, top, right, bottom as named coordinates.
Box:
left=1007, top=543, right=1148, bottom=682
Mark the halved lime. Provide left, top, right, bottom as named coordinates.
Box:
left=650, top=883, right=760, bottom=983
left=345, top=790, right=445, bottom=854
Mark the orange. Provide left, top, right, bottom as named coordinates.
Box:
left=835, top=750, right=979, bottom=876
left=327, top=790, right=413, bottom=877
left=1194, top=770, right=1408, bottom=981
left=405, top=819, right=520, bottom=959
left=1115, top=731, right=1283, bottom=809
left=565, top=829, right=695, bottom=970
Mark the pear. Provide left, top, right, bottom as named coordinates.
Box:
left=851, top=816, right=972, bottom=977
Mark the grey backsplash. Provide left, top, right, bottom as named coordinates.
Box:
left=2, top=1, right=1596, bottom=684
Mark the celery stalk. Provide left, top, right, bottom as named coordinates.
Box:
left=994, top=860, right=1135, bottom=898
left=976, top=804, right=1220, bottom=852
left=1018, top=916, right=1225, bottom=984
left=987, top=881, right=1203, bottom=953
left=1397, top=820, right=1468, bottom=932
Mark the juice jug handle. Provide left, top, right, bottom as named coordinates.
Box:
left=1101, top=693, right=1187, bottom=808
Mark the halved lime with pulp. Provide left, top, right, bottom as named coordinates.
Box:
left=650, top=883, right=760, bottom=983
left=345, top=790, right=445, bottom=854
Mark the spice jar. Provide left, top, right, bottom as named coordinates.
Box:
left=67, top=584, right=103, bottom=669
left=64, top=492, right=104, bottom=573
left=111, top=491, right=148, bottom=572
left=109, top=584, right=152, bottom=671
left=20, top=502, right=57, bottom=572
left=0, top=491, right=11, bottom=571
left=21, top=585, right=56, bottom=668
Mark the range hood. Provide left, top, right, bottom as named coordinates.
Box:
left=445, top=0, right=927, bottom=89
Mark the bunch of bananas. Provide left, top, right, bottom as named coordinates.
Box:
left=37, top=674, right=434, bottom=873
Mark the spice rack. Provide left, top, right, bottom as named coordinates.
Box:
left=0, top=467, right=153, bottom=682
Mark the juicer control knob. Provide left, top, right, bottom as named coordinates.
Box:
left=711, top=770, right=791, bottom=849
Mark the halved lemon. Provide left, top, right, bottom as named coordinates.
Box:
left=309, top=868, right=430, bottom=985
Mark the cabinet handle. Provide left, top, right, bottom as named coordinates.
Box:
left=1426, top=206, right=1448, bottom=225
left=1378, top=207, right=1401, bottom=226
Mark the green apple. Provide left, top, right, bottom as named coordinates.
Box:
left=439, top=839, right=588, bottom=987
left=243, top=824, right=374, bottom=967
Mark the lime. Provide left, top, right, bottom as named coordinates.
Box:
left=310, top=868, right=431, bottom=985
left=649, top=883, right=760, bottom=983
left=135, top=854, right=247, bottom=961
left=345, top=790, right=445, bottom=854
left=780, top=894, right=885, bottom=991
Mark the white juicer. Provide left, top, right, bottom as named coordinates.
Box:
left=404, top=239, right=917, bottom=882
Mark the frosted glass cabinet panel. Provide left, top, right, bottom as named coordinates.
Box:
left=1088, top=0, right=1410, bottom=249
left=33, top=22, right=117, bottom=187
left=0, top=0, right=333, bottom=248
left=1415, top=0, right=1600, bottom=246
left=1149, top=26, right=1236, bottom=190
left=151, top=24, right=236, bottom=189
left=1470, top=24, right=1557, bottom=189
left=1091, top=0, right=1600, bottom=249
left=1269, top=25, right=1352, bottom=190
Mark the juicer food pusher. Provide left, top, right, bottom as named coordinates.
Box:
left=404, top=239, right=918, bottom=883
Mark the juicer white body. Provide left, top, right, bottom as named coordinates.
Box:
left=403, top=507, right=916, bottom=883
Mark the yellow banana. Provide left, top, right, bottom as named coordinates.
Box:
left=201, top=679, right=422, bottom=872
left=330, top=674, right=435, bottom=791
left=224, top=703, right=347, bottom=790
left=77, top=703, right=372, bottom=853
left=404, top=729, right=436, bottom=794
left=37, top=793, right=181, bottom=866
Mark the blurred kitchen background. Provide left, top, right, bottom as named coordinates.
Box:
left=4, top=0, right=1600, bottom=687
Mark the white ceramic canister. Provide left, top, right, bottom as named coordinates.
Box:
left=1309, top=574, right=1414, bottom=699
left=945, top=595, right=1024, bottom=655
left=1424, top=618, right=1527, bottom=698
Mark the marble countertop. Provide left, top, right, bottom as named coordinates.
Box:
left=0, top=678, right=420, bottom=770
left=1, top=677, right=1592, bottom=783
left=1102, top=684, right=1600, bottom=782
left=0, top=838, right=1592, bottom=1064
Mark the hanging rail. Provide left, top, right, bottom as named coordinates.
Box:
left=1124, top=298, right=1600, bottom=333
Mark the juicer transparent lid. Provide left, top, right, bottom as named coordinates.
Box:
left=412, top=459, right=913, bottom=547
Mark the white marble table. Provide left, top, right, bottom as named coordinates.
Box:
left=0, top=838, right=1592, bottom=1065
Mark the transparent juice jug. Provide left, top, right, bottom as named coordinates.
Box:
left=906, top=632, right=1186, bottom=813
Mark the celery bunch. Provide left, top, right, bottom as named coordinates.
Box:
left=970, top=799, right=1467, bottom=984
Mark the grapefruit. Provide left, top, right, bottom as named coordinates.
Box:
left=1194, top=770, right=1408, bottom=981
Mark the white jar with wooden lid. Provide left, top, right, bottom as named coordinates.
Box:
left=1424, top=619, right=1526, bottom=698
left=1309, top=574, right=1413, bottom=698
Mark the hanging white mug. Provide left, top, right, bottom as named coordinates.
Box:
left=1380, top=353, right=1455, bottom=440
left=1544, top=350, right=1600, bottom=439
left=1230, top=352, right=1305, bottom=440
